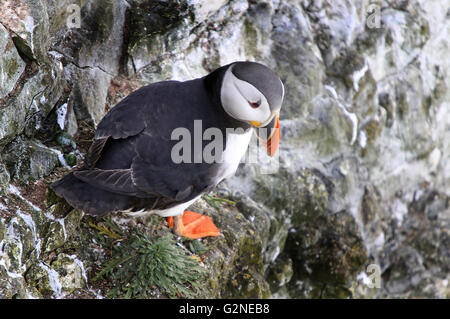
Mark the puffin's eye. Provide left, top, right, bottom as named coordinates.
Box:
left=249, top=100, right=261, bottom=108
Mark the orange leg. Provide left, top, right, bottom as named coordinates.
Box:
left=166, top=211, right=220, bottom=239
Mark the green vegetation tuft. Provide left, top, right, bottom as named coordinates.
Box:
left=186, top=238, right=210, bottom=256
left=94, top=232, right=206, bottom=298
left=203, top=194, right=236, bottom=209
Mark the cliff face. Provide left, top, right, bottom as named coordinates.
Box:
left=0, top=0, right=449, bottom=298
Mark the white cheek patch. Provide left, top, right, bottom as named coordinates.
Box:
left=220, top=67, right=270, bottom=123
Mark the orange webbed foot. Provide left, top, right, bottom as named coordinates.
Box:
left=166, top=211, right=220, bottom=239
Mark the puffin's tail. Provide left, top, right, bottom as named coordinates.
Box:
left=50, top=172, right=131, bottom=216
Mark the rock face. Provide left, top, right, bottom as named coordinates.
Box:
left=0, top=0, right=449, bottom=298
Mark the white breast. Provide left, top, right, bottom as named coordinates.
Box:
left=125, top=195, right=202, bottom=218
left=219, top=128, right=253, bottom=180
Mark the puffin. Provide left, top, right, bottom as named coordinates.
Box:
left=51, top=61, right=284, bottom=239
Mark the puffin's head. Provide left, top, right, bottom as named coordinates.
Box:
left=220, top=61, right=284, bottom=156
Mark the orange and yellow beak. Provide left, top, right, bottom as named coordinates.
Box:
left=254, top=113, right=280, bottom=157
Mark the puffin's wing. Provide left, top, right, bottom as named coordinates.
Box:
left=95, top=88, right=148, bottom=140
left=84, top=137, right=108, bottom=169
left=75, top=157, right=207, bottom=201
left=131, top=155, right=215, bottom=201
left=73, top=168, right=153, bottom=198
left=84, top=86, right=152, bottom=168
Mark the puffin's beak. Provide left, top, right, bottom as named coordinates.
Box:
left=255, top=113, right=280, bottom=157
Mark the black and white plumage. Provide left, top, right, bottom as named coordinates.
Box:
left=51, top=62, right=284, bottom=232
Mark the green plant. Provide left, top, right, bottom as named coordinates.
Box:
left=186, top=238, right=210, bottom=256
left=94, top=232, right=206, bottom=298
left=203, top=194, right=236, bottom=209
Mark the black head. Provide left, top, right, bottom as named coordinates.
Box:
left=216, top=61, right=284, bottom=128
